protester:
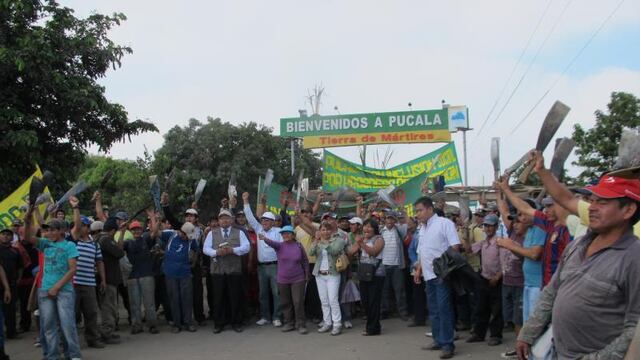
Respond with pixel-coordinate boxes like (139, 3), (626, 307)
(183, 208), (206, 326)
(68, 196), (108, 348)
(261, 225), (310, 334)
(242, 192), (283, 327)
(294, 207), (323, 324)
(406, 216), (426, 328)
(97, 217), (124, 344)
(517, 174), (640, 359)
(379, 211), (408, 321)
(342, 216), (363, 329)
(203, 209), (250, 333)
(309, 221), (346, 336)
(0, 227), (23, 340)
(23, 210), (82, 360)
(413, 196), (460, 359)
(0, 262), (12, 360)
(123, 210), (160, 335)
(348, 218), (385, 336)
(16, 225), (37, 334)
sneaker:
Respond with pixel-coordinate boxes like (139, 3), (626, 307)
(87, 341), (105, 349)
(488, 337), (502, 346)
(421, 342), (442, 351)
(273, 319), (282, 327)
(502, 349), (518, 359)
(426, 331), (433, 337)
(281, 324), (295, 332)
(149, 326), (159, 334)
(298, 327), (308, 335)
(440, 349), (455, 359)
(317, 324), (331, 333)
(331, 326), (342, 336)
(466, 335), (484, 343)
(186, 325), (197, 332)
(344, 321), (353, 329)
(232, 325), (244, 333)
(256, 318), (269, 326)
(131, 326), (143, 335)
(102, 337), (121, 345)
(171, 326), (181, 333)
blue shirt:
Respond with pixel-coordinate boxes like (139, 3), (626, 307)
(522, 226), (547, 288)
(37, 238), (79, 291)
(74, 240), (102, 286)
(124, 233), (155, 279)
(160, 231), (195, 279)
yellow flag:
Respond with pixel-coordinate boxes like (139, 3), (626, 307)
(0, 166), (50, 230)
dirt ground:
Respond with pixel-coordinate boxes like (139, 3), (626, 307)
(7, 316), (516, 360)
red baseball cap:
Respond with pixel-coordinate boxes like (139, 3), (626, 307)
(586, 175), (640, 202)
(129, 221), (143, 230)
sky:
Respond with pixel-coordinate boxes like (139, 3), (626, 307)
(64, 0), (640, 186)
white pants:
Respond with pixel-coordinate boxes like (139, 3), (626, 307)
(316, 274), (341, 327)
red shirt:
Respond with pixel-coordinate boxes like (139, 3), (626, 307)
(533, 210), (572, 287)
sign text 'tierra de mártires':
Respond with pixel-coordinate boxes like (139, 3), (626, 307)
(280, 109), (451, 149)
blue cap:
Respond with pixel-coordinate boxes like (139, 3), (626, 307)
(483, 214), (500, 226)
(80, 216), (92, 226)
(279, 225), (294, 234)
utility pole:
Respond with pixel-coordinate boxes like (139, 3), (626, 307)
(442, 100), (472, 186)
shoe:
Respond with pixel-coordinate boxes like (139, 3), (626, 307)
(456, 323), (471, 331)
(421, 342), (442, 351)
(198, 320), (207, 326)
(408, 322), (425, 327)
(488, 337), (502, 346)
(466, 335), (484, 343)
(331, 326), (342, 336)
(33, 341), (41, 348)
(232, 325), (244, 333)
(186, 325), (197, 332)
(256, 318), (269, 326)
(273, 319), (282, 327)
(213, 327), (223, 334)
(102, 337), (121, 345)
(149, 326), (159, 334)
(317, 320), (325, 327)
(281, 324), (295, 332)
(131, 327), (143, 335)
(298, 327), (308, 335)
(426, 331), (433, 337)
(440, 349), (455, 359)
(344, 321), (353, 329)
(317, 324), (331, 333)
(399, 313), (409, 321)
(171, 326), (181, 333)
(502, 349), (517, 358)
(87, 341), (105, 349)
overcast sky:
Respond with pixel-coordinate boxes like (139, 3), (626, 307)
(65, 0), (640, 186)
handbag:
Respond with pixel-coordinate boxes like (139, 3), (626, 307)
(357, 259), (380, 282)
(336, 253), (350, 272)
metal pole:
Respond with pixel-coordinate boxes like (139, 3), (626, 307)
(462, 129), (468, 186)
(291, 138), (295, 176)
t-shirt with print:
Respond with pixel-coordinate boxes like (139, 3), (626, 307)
(522, 226), (547, 288)
(160, 230), (195, 279)
(74, 240), (103, 286)
(36, 238), (79, 291)
(532, 210), (572, 287)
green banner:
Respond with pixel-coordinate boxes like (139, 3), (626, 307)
(323, 143), (462, 193)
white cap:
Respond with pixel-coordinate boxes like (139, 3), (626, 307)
(348, 217), (363, 225)
(261, 212), (276, 221)
(90, 221), (104, 232)
(180, 222), (196, 236)
(185, 208), (198, 216)
(218, 209), (233, 218)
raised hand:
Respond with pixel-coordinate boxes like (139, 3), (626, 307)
(531, 150), (545, 173)
(242, 192), (250, 203)
(161, 192), (169, 206)
(69, 196), (79, 209)
(92, 191), (101, 202)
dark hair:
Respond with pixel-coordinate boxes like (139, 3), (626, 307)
(209, 215), (218, 222)
(617, 198), (640, 226)
(362, 218), (381, 236)
(320, 221), (336, 232)
(414, 196), (434, 209)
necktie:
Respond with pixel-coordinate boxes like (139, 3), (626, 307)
(224, 229), (229, 240)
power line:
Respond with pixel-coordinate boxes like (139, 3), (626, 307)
(510, 0), (626, 135)
(486, 0), (573, 131)
(477, 0), (554, 136)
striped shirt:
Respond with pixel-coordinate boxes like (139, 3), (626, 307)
(74, 240), (103, 287)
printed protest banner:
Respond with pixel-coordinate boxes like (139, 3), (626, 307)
(0, 167), (50, 230)
(323, 143), (462, 192)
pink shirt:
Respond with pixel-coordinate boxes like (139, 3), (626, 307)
(472, 235), (502, 280)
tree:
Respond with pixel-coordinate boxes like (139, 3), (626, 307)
(151, 117), (323, 218)
(572, 92), (640, 183)
(0, 0), (157, 198)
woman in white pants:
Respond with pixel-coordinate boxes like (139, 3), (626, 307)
(309, 221), (346, 335)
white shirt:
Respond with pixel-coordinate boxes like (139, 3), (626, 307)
(243, 204), (281, 263)
(203, 226), (250, 258)
(417, 214), (460, 281)
(380, 226), (401, 266)
(319, 249), (330, 271)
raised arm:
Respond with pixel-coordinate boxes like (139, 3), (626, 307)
(495, 187), (513, 230)
(531, 150), (579, 215)
(0, 265), (11, 304)
(70, 196), (82, 241)
(146, 208), (160, 239)
(312, 192), (325, 217)
(23, 206), (39, 247)
(94, 191), (107, 222)
(355, 196), (364, 218)
(494, 176), (535, 219)
(161, 192), (183, 230)
(242, 192), (262, 232)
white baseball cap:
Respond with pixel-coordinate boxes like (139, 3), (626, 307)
(348, 217), (363, 225)
(180, 222), (196, 236)
(261, 212), (276, 221)
(185, 208), (198, 216)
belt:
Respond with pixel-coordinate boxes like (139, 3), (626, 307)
(259, 261), (278, 266)
(318, 270), (330, 275)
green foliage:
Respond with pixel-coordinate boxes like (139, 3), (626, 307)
(0, 0), (157, 198)
(572, 92), (640, 183)
(152, 118), (323, 218)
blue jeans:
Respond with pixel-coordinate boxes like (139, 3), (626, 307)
(523, 286), (541, 323)
(258, 264), (281, 321)
(426, 278), (455, 352)
(38, 289), (81, 360)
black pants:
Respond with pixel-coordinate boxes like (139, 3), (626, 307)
(2, 286), (17, 338)
(360, 276), (384, 335)
(117, 283), (131, 324)
(211, 273), (244, 329)
(205, 273), (215, 319)
(412, 280), (426, 325)
(18, 283), (32, 331)
(304, 263), (322, 320)
(472, 278), (503, 339)
(192, 268), (205, 322)
(155, 274), (172, 322)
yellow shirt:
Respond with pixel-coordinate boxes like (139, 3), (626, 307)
(295, 223), (320, 263)
(466, 224), (485, 271)
(577, 199), (640, 237)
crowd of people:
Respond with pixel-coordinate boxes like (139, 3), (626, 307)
(0, 150), (638, 360)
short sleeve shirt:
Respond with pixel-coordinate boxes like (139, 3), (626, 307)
(578, 199), (640, 237)
(532, 210), (572, 287)
(522, 226), (547, 288)
(417, 215), (461, 281)
(36, 238), (79, 291)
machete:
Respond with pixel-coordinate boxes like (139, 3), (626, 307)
(55, 180), (88, 209)
(149, 175), (161, 211)
(99, 170), (113, 190)
(263, 169), (274, 193)
(609, 129), (640, 179)
(549, 137), (575, 179)
(194, 179), (207, 204)
(491, 137), (501, 181)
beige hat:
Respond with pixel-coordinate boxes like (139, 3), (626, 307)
(180, 222), (196, 237)
(218, 209), (233, 218)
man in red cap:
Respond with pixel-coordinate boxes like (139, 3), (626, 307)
(517, 154), (640, 359)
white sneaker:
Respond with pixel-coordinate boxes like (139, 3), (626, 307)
(317, 324), (331, 333)
(331, 326), (342, 336)
(273, 319), (282, 327)
(344, 321), (353, 329)
(425, 331), (433, 337)
(256, 318), (269, 326)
